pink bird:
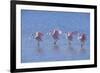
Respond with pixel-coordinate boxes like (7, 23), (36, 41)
(32, 32), (44, 53)
(50, 29), (62, 45)
(34, 32), (43, 42)
(65, 32), (75, 49)
(78, 33), (86, 50)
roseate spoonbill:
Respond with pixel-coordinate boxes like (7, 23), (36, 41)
(32, 32), (44, 53)
(78, 33), (86, 51)
(49, 29), (62, 51)
(65, 32), (74, 49)
(51, 29), (62, 45)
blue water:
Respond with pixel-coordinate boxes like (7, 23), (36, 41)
(21, 10), (90, 63)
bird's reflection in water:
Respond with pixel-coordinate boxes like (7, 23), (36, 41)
(53, 44), (60, 53)
(66, 45), (77, 56)
(78, 48), (86, 54)
(68, 48), (75, 55)
(36, 48), (43, 54)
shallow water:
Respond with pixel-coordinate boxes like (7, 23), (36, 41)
(21, 43), (90, 63)
(21, 10), (90, 63)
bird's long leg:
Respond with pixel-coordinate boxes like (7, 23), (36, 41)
(54, 40), (57, 46)
(80, 41), (85, 51)
(83, 41), (85, 49)
(37, 40), (42, 53)
(37, 40), (40, 49)
(53, 40), (59, 51)
(68, 40), (72, 49)
(81, 42), (83, 49)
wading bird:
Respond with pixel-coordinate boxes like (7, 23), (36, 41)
(32, 32), (44, 53)
(78, 33), (86, 51)
(49, 29), (62, 51)
(51, 29), (62, 45)
(65, 32), (74, 49)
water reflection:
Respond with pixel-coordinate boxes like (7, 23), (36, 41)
(53, 44), (60, 52)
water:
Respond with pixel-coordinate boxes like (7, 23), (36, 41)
(21, 10), (90, 63)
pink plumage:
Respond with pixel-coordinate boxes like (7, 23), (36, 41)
(66, 32), (74, 41)
(34, 32), (44, 41)
(51, 29), (62, 40)
(78, 33), (86, 42)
